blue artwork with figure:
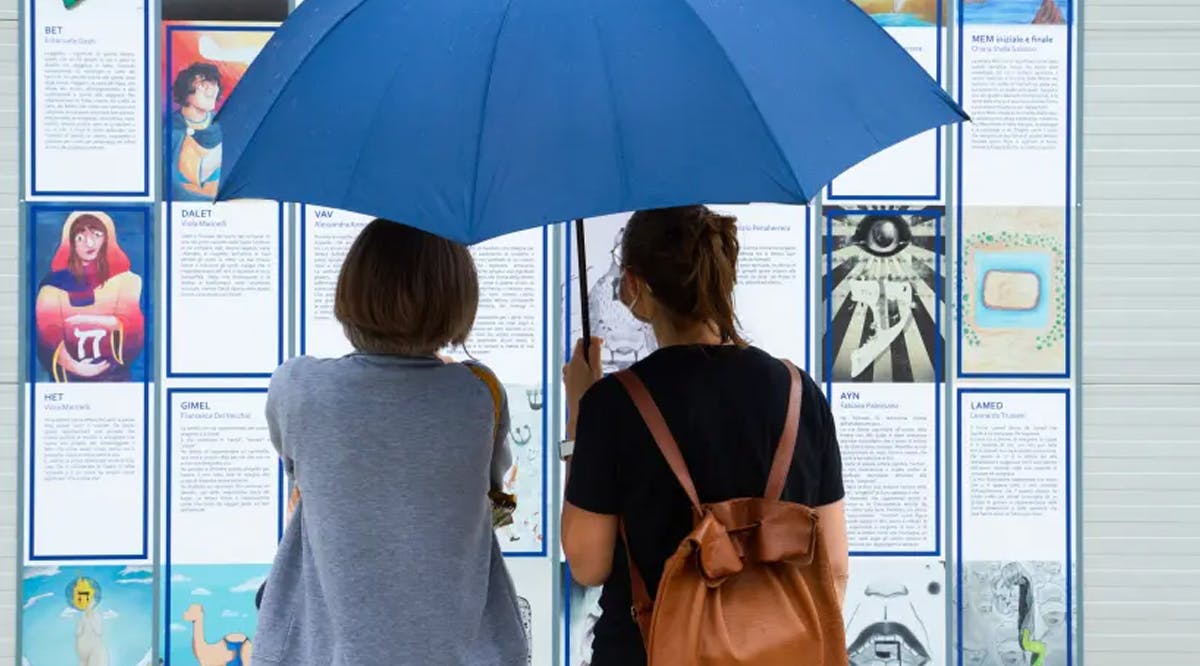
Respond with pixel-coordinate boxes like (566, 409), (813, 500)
(21, 565), (154, 666)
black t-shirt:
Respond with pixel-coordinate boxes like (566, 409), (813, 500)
(564, 344), (845, 665)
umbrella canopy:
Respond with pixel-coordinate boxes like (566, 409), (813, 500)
(214, 0), (967, 245)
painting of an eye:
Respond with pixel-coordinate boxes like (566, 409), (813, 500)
(852, 215), (912, 257)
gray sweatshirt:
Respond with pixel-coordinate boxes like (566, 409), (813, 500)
(252, 353), (529, 666)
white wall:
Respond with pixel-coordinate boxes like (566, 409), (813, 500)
(1, 0), (19, 658)
(1081, 0), (1200, 662)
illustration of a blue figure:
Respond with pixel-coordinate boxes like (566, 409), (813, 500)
(67, 576), (110, 666)
(183, 604), (253, 665)
(169, 62), (224, 201)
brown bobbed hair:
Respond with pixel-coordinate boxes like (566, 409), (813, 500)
(334, 218), (479, 356)
(621, 205), (746, 346)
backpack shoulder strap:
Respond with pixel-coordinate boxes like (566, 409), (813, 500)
(613, 368), (698, 640)
(764, 359), (803, 501)
(613, 369), (702, 513)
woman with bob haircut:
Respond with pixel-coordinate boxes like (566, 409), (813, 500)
(560, 205), (849, 665)
(252, 219), (528, 666)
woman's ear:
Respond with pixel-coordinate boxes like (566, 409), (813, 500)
(620, 272), (655, 323)
(618, 270), (638, 305)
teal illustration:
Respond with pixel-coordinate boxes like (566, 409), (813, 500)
(166, 564), (269, 665)
(960, 228), (1066, 355)
(850, 0), (945, 27)
(21, 565), (154, 666)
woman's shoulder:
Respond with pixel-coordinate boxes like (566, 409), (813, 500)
(458, 359), (507, 410)
(695, 346), (829, 416)
(272, 353), (322, 377)
(268, 354), (342, 392)
(459, 358), (501, 386)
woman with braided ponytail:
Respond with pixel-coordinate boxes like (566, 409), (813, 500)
(560, 205), (849, 665)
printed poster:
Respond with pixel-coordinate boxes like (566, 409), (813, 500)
(26, 0), (150, 197)
(298, 206), (372, 358)
(26, 206), (152, 561)
(163, 389), (283, 664)
(166, 389), (282, 567)
(827, 0), (946, 200)
(165, 564), (270, 666)
(507, 559), (556, 666)
(564, 569), (603, 666)
(823, 207), (944, 384)
(162, 24), (285, 377)
(435, 224), (550, 556)
(959, 0), (1071, 207)
(22, 565), (155, 666)
(832, 384), (940, 555)
(958, 389), (1073, 666)
(957, 0), (1073, 378)
(844, 558), (947, 666)
(958, 206), (1067, 376)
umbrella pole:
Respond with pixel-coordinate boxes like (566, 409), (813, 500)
(575, 218), (592, 366)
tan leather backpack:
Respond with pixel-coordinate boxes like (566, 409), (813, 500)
(613, 359), (848, 666)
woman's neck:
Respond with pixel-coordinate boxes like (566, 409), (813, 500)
(651, 319), (724, 348)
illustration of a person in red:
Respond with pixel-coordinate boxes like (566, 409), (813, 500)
(35, 212), (145, 382)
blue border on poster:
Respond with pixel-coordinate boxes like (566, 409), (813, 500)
(562, 561), (579, 666)
(822, 208), (943, 558)
(28, 0), (152, 198)
(297, 210), (551, 558)
(564, 208), (813, 372)
(955, 1), (1073, 380)
(26, 203), (153, 561)
(955, 387), (1072, 666)
(826, 1), (946, 203)
(164, 387), (285, 660)
(163, 23), (283, 379)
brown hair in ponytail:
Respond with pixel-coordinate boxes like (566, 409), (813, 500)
(620, 205), (746, 346)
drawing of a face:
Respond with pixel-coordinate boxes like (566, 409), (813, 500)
(1038, 584), (1066, 630)
(73, 224), (105, 263)
(189, 75), (220, 112)
(845, 581), (933, 666)
(67, 576), (100, 611)
(995, 637), (1025, 666)
(960, 619), (989, 666)
(962, 646), (988, 666)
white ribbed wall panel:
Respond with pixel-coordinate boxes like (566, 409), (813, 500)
(2, 0), (20, 658)
(1081, 0), (1200, 662)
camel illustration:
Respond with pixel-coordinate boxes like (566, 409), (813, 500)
(183, 604), (253, 666)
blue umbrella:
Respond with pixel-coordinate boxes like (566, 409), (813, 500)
(214, 0), (966, 245)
